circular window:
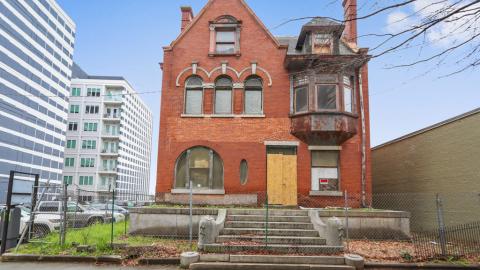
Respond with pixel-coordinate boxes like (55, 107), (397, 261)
(240, 159), (248, 185)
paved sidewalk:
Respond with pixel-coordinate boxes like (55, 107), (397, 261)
(0, 262), (178, 270)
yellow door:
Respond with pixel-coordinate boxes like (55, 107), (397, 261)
(267, 148), (297, 206)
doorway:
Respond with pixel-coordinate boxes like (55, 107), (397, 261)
(266, 147), (298, 205)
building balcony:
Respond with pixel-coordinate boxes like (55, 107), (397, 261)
(98, 167), (118, 174)
(290, 111), (357, 145)
(103, 95), (123, 104)
(102, 132), (120, 139)
(102, 113), (121, 122)
(100, 149), (119, 156)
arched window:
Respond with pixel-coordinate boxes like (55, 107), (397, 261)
(244, 76), (263, 114)
(214, 76), (233, 114)
(185, 76), (203, 115)
(240, 159), (248, 185)
(174, 146), (224, 190)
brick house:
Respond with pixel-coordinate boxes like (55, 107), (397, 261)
(156, 0), (371, 207)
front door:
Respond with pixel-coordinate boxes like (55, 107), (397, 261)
(266, 147), (297, 206)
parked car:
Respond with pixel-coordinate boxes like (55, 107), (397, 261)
(87, 203), (129, 217)
(0, 206), (60, 239)
(20, 207), (61, 238)
(36, 201), (118, 227)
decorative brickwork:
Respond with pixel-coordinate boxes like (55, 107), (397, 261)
(156, 0), (371, 207)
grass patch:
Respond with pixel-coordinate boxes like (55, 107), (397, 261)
(13, 222), (196, 257)
(14, 222), (127, 256)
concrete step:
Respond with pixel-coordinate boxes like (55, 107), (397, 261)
(190, 262), (354, 270)
(220, 228), (319, 237)
(217, 235), (326, 245)
(227, 209), (308, 216)
(227, 214), (311, 223)
(224, 221), (314, 230)
(203, 243), (344, 254)
(229, 255), (345, 265)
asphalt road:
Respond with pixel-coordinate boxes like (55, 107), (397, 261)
(0, 262), (179, 270)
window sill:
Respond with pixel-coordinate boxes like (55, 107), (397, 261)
(209, 53), (241, 57)
(181, 114), (205, 118)
(309, 190), (343, 197)
(240, 114), (265, 118)
(290, 111), (358, 118)
(171, 189), (225, 195)
(210, 114), (235, 118)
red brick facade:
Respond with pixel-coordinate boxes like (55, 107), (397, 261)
(156, 0), (371, 207)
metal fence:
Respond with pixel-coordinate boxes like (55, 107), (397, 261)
(9, 187), (480, 260)
(11, 183), (153, 253)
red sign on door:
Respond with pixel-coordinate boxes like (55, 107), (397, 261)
(319, 179), (329, 185)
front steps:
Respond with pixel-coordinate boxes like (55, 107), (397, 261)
(202, 208), (344, 254)
(190, 255), (356, 270)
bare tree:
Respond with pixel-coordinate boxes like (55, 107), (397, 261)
(272, 0), (480, 77)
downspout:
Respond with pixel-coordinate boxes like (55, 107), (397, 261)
(358, 68), (366, 208)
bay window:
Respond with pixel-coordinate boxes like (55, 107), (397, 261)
(343, 76), (353, 113)
(291, 73), (355, 114)
(293, 74), (309, 113)
(316, 85), (337, 110)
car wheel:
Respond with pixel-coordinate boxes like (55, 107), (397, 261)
(31, 224), (50, 238)
(87, 217), (103, 226)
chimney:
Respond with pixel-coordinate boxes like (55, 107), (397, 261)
(180, 6), (194, 32)
(342, 0), (357, 44)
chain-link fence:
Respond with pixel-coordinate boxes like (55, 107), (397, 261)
(8, 187), (480, 261)
(10, 183), (154, 253)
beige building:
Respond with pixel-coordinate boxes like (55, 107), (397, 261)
(372, 108), (480, 231)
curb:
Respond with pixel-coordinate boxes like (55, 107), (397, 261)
(0, 253), (122, 264)
(365, 262), (480, 269)
(137, 257), (180, 265)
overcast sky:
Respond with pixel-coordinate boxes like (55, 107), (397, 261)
(57, 0), (480, 194)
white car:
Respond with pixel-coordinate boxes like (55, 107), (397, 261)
(20, 207), (61, 238)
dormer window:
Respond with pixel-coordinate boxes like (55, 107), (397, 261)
(313, 33), (333, 54)
(210, 15), (241, 56)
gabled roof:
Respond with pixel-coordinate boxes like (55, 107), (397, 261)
(165, 0), (283, 50)
(372, 107), (480, 150)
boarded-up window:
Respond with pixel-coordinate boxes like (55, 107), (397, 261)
(316, 85), (337, 110)
(311, 150), (339, 191)
(185, 76), (203, 115)
(313, 33), (332, 54)
(215, 77), (233, 114)
(244, 76), (263, 114)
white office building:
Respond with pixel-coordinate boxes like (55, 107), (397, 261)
(0, 0), (76, 203)
(64, 66), (153, 203)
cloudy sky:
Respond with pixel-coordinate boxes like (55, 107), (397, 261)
(57, 0), (480, 194)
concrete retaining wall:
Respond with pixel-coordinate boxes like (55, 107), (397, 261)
(129, 208), (220, 236)
(316, 210), (411, 239)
